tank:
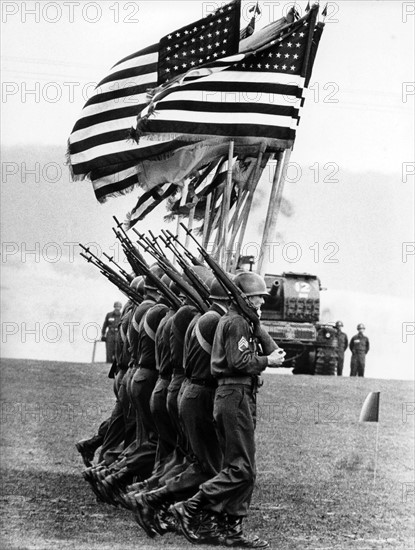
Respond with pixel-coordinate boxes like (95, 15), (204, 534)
(260, 272), (338, 375)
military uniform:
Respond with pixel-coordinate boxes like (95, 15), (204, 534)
(199, 305), (269, 517)
(102, 308), (122, 363)
(336, 330), (348, 376)
(349, 333), (369, 377)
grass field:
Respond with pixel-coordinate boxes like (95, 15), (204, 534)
(0, 358), (414, 550)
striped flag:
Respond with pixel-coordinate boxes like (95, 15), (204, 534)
(67, 0), (241, 202)
(134, 6), (322, 151)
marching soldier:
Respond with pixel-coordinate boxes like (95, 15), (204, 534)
(130, 277), (230, 538)
(335, 321), (348, 376)
(171, 271), (285, 549)
(350, 323), (370, 377)
(101, 301), (122, 363)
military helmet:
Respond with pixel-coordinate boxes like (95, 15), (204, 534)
(209, 279), (229, 301)
(113, 301), (122, 309)
(161, 274), (171, 287)
(335, 321), (344, 328)
(234, 272), (269, 297)
(145, 264), (164, 291)
(130, 275), (144, 294)
(357, 323), (366, 330)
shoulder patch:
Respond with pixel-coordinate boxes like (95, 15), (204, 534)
(238, 336), (249, 352)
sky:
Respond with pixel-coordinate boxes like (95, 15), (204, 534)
(1, 1), (414, 379)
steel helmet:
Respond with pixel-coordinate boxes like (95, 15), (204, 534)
(335, 321), (344, 328)
(113, 301), (122, 309)
(209, 279), (230, 301)
(357, 323), (365, 330)
(144, 264), (164, 291)
(130, 275), (144, 293)
(234, 272), (269, 297)
(161, 274), (171, 287)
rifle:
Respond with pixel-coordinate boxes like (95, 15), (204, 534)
(79, 247), (142, 305)
(112, 222), (182, 310)
(103, 252), (133, 282)
(161, 229), (211, 304)
(179, 223), (260, 327)
(134, 231), (208, 313)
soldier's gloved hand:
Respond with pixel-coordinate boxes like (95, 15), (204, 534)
(267, 347), (286, 367)
(101, 335), (106, 342)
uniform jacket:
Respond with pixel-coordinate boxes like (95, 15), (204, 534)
(169, 304), (199, 374)
(102, 309), (121, 335)
(211, 305), (269, 378)
(349, 333), (370, 355)
(185, 303), (226, 382)
(137, 303), (169, 369)
(337, 331), (348, 355)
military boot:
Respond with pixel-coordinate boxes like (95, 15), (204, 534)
(194, 511), (227, 545)
(132, 487), (175, 536)
(224, 516), (269, 548)
(170, 491), (209, 543)
(75, 436), (101, 467)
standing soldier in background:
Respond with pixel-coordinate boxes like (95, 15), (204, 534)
(335, 321), (348, 376)
(101, 301), (122, 363)
(349, 323), (370, 377)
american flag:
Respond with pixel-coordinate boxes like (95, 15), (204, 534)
(67, 0), (241, 203)
(134, 6), (321, 151)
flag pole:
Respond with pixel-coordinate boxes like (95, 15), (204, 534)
(257, 148), (292, 274)
(202, 193), (213, 248)
(218, 140), (234, 267)
(227, 143), (266, 271)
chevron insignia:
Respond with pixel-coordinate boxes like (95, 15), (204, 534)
(238, 336), (249, 352)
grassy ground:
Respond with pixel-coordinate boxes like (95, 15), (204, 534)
(0, 358), (413, 550)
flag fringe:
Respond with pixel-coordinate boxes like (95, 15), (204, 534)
(95, 183), (138, 204)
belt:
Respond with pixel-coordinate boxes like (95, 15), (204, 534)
(159, 374), (172, 381)
(190, 377), (217, 388)
(217, 376), (253, 386)
(138, 365), (157, 371)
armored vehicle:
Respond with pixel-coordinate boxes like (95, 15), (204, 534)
(260, 271), (338, 375)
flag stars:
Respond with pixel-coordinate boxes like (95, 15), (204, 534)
(282, 64), (287, 70)
(257, 63), (262, 68)
(191, 49), (196, 54)
(296, 43), (301, 47)
(290, 65), (296, 70)
(175, 32), (180, 37)
(293, 54), (298, 59)
(287, 42), (292, 47)
(265, 63), (270, 68)
(299, 32), (305, 37)
(276, 52), (281, 58)
(284, 53), (290, 58)
(274, 64), (279, 69)
(182, 63), (187, 68)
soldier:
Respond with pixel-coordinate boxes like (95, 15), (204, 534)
(171, 271), (285, 549)
(101, 301), (122, 363)
(130, 277), (230, 538)
(350, 323), (370, 377)
(335, 321), (348, 376)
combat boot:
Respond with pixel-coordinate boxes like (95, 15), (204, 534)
(170, 490), (209, 543)
(194, 511), (227, 545)
(132, 487), (175, 536)
(75, 436), (101, 467)
(224, 516), (269, 548)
